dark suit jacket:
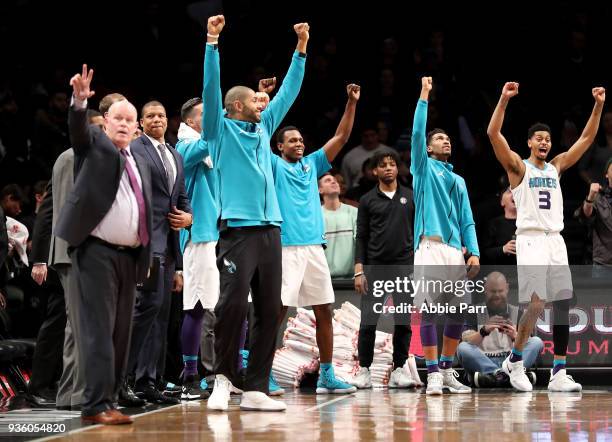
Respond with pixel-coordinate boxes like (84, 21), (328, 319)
(0, 206), (8, 291)
(55, 106), (153, 282)
(130, 134), (191, 268)
(30, 181), (53, 265)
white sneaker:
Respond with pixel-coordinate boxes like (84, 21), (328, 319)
(208, 375), (231, 411)
(502, 357), (533, 392)
(388, 367), (417, 388)
(440, 368), (471, 394)
(426, 371), (443, 395)
(350, 367), (372, 389)
(240, 391), (286, 411)
(548, 369), (582, 392)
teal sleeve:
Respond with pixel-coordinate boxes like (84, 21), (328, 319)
(460, 185), (480, 257)
(261, 51), (306, 135)
(177, 139), (210, 170)
(309, 148), (332, 178)
(203, 44), (224, 162)
(411, 99), (428, 176)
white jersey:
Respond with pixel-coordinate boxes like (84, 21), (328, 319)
(511, 160), (564, 235)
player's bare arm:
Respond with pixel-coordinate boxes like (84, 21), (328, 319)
(487, 82), (525, 188)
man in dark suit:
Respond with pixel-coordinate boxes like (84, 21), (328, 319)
(55, 65), (152, 425)
(30, 95), (129, 411)
(127, 100), (192, 404)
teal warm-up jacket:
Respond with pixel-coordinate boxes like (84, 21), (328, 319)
(203, 43), (306, 226)
(410, 99), (479, 256)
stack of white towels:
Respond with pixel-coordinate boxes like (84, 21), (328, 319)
(272, 302), (423, 388)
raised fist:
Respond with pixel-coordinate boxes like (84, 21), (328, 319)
(258, 77), (277, 94)
(502, 82), (519, 98)
(207, 15), (225, 35)
(294, 23), (310, 41)
(421, 76), (433, 91)
(347, 84), (361, 101)
(590, 182), (601, 195)
(592, 87), (606, 104)
(69, 64), (95, 101)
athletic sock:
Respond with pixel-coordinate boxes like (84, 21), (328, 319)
(552, 358), (566, 375)
(438, 355), (454, 370)
(182, 355), (198, 378)
(509, 348), (523, 363)
(426, 359), (440, 374)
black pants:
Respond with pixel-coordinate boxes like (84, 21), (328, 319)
(29, 270), (66, 395)
(127, 254), (175, 388)
(71, 239), (138, 416)
(214, 226), (281, 393)
(357, 264), (412, 369)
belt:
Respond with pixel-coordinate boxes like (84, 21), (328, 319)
(88, 236), (141, 254)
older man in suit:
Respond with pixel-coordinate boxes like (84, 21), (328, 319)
(55, 65), (152, 425)
(31, 95), (128, 411)
(127, 100), (192, 404)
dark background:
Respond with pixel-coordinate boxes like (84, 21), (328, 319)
(0, 0), (610, 263)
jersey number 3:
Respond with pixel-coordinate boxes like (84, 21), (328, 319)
(538, 190), (551, 210)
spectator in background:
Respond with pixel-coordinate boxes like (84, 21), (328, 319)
(458, 272), (542, 388)
(579, 111), (612, 185)
(345, 158), (378, 202)
(19, 180), (47, 243)
(341, 125), (394, 189)
(575, 157), (612, 277)
(0, 205), (7, 312)
(87, 110), (104, 129)
(0, 184), (25, 218)
(32, 90), (69, 174)
(482, 187), (517, 265)
(319, 172), (358, 279)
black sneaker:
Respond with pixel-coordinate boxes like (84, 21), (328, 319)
(181, 375), (210, 401)
(157, 379), (182, 398)
(474, 370), (511, 388)
(137, 384), (180, 405)
(526, 371), (537, 386)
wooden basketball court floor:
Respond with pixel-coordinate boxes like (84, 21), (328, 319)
(4, 387), (606, 441)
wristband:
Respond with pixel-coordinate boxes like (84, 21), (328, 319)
(207, 33), (219, 38)
(585, 198), (594, 204)
(175, 270), (183, 276)
(353, 272), (364, 278)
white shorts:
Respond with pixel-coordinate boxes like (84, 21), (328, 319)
(516, 233), (573, 303)
(413, 238), (468, 307)
(183, 241), (220, 310)
(281, 245), (335, 308)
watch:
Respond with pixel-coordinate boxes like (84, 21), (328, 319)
(479, 326), (490, 337)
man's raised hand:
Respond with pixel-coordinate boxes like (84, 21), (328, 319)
(294, 23), (310, 41)
(421, 76), (433, 92)
(593, 87), (606, 105)
(502, 82), (519, 99)
(207, 15), (225, 36)
(69, 64), (95, 101)
(347, 84), (361, 102)
(258, 77), (277, 94)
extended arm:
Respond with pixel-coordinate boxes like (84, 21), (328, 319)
(261, 23), (309, 133)
(410, 77), (432, 175)
(486, 82), (524, 180)
(551, 87), (606, 174)
(202, 15), (226, 147)
(323, 84), (360, 162)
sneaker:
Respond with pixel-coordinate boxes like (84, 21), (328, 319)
(350, 367), (372, 389)
(502, 356), (533, 392)
(548, 369), (582, 392)
(388, 367), (417, 389)
(138, 385), (180, 405)
(240, 391), (286, 411)
(440, 368), (471, 394)
(162, 382), (182, 398)
(526, 371), (537, 386)
(268, 374), (285, 396)
(473, 370), (511, 388)
(208, 375), (231, 411)
(181, 375), (210, 401)
(426, 371), (443, 395)
(316, 366), (357, 394)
